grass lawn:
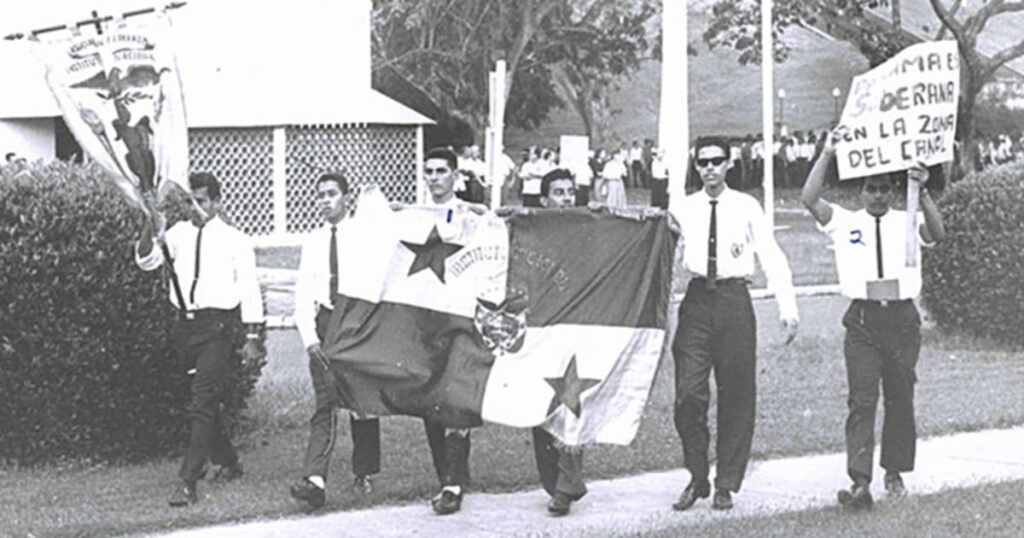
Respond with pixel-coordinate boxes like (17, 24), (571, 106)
(649, 479), (1024, 538)
(2, 295), (1022, 537)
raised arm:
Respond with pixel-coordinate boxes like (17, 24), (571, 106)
(908, 164), (946, 244)
(135, 211), (168, 271)
(801, 128), (845, 226)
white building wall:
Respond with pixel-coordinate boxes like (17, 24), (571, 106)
(0, 118), (55, 162)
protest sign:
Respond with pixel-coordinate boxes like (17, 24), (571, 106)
(836, 41), (960, 180)
(560, 135), (590, 182)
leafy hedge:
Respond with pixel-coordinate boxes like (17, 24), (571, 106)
(0, 161), (264, 465)
(922, 163), (1024, 345)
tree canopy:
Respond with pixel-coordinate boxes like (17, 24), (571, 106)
(703, 0), (1024, 177)
(371, 0), (657, 146)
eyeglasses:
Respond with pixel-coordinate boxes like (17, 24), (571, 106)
(695, 157), (727, 168)
(864, 184), (892, 194)
(425, 167), (450, 175)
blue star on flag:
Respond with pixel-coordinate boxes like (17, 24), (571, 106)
(400, 225), (464, 283)
(545, 355), (600, 418)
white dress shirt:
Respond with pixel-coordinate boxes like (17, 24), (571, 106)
(820, 204), (933, 300)
(672, 188), (798, 321)
(519, 160), (546, 195)
(136, 216), (264, 324)
(652, 157), (668, 180)
(294, 221), (350, 348)
(751, 141), (764, 160)
(629, 147), (643, 163)
(601, 158), (627, 180)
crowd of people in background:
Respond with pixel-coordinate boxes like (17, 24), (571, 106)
(974, 132), (1024, 171)
(443, 129), (847, 214)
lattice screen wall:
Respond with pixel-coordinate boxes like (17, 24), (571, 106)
(188, 124), (418, 240)
(285, 125), (417, 234)
(188, 128), (274, 236)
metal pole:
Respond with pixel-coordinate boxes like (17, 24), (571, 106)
(762, 0), (775, 229)
(4, 2), (187, 40)
(488, 61), (506, 210)
(658, 0), (688, 217)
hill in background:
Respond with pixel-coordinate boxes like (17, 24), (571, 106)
(505, 7), (869, 155)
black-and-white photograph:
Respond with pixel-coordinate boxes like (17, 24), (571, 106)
(1, 1), (1023, 536)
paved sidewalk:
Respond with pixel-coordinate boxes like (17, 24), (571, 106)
(153, 427), (1024, 538)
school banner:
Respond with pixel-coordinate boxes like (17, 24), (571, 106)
(322, 205), (675, 446)
(836, 41), (960, 180)
(31, 12), (189, 211)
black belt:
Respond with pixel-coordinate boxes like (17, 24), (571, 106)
(691, 277), (749, 287)
(177, 307), (239, 321)
(852, 298), (913, 309)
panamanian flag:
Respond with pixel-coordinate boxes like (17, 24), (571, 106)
(322, 194), (674, 446)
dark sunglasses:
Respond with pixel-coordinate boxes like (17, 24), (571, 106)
(696, 157), (727, 168)
(864, 184), (892, 194)
(425, 167), (450, 175)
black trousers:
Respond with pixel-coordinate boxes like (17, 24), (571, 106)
(672, 279), (756, 492)
(532, 428), (586, 500)
(424, 421), (471, 488)
(176, 309), (242, 484)
(650, 178), (668, 209)
(302, 306), (381, 480)
(842, 300), (920, 483)
(575, 185), (591, 207)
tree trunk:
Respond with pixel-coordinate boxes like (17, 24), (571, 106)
(954, 63), (980, 180)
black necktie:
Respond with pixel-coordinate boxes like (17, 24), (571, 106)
(707, 199), (718, 290)
(875, 216), (884, 279)
(189, 224), (204, 307)
(329, 225), (338, 301)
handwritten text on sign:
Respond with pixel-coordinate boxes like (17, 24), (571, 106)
(837, 41), (960, 180)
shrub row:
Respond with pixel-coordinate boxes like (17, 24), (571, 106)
(0, 162), (263, 465)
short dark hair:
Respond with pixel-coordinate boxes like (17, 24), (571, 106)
(694, 136), (729, 157)
(424, 146), (458, 170)
(541, 168), (574, 197)
(315, 172), (349, 194)
(188, 172), (222, 200)
(4, 152), (15, 162)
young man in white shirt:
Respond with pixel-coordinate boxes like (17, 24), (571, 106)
(533, 169), (588, 516)
(671, 137), (799, 512)
(801, 128), (945, 510)
(518, 147), (549, 208)
(289, 173), (380, 510)
(421, 146), (477, 515)
(136, 172), (266, 507)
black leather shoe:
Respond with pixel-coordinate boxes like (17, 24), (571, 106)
(353, 475), (374, 495)
(837, 483), (873, 510)
(672, 481), (710, 511)
(431, 489), (463, 515)
(168, 481), (197, 507)
(884, 472), (906, 497)
(547, 492), (572, 516)
(711, 489), (734, 510)
(290, 478), (326, 510)
(213, 463), (244, 483)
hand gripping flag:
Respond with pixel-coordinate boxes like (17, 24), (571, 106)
(30, 12), (189, 211)
(322, 205), (675, 446)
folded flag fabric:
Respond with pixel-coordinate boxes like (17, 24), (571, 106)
(321, 204), (675, 446)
